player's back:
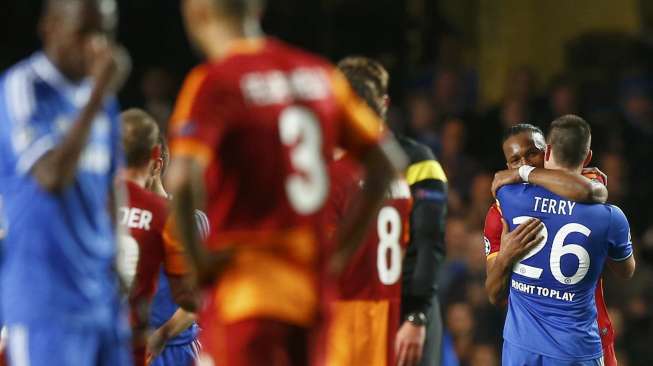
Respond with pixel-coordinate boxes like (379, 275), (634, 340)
(324, 156), (411, 366)
(119, 181), (171, 304)
(170, 38), (376, 247)
(170, 38), (384, 329)
(497, 183), (632, 361)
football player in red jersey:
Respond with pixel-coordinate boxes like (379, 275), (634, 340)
(321, 60), (412, 366)
(165, 1), (405, 365)
(116, 109), (197, 366)
(484, 123), (617, 366)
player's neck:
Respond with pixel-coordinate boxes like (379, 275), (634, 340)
(200, 19), (263, 60)
(544, 160), (582, 174)
(122, 168), (150, 189)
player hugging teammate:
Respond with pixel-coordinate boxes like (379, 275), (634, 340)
(486, 115), (635, 366)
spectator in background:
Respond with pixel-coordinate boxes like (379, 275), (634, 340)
(406, 91), (441, 154)
(619, 76), (653, 235)
(439, 118), (479, 205)
(445, 302), (475, 365)
(469, 344), (499, 366)
(599, 152), (628, 206)
(546, 74), (580, 121)
(140, 67), (176, 132)
(433, 67), (464, 118)
(464, 172), (493, 231)
(473, 67), (538, 168)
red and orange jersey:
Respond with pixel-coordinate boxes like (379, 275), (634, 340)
(322, 155), (412, 366)
(168, 38), (386, 328)
(118, 181), (187, 318)
(483, 203), (503, 261)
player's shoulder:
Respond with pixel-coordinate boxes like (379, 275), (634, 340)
(396, 135), (435, 164)
(397, 135), (447, 185)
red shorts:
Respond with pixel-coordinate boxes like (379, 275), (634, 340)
(199, 318), (309, 366)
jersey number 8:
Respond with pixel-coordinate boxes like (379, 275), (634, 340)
(377, 206), (402, 285)
(512, 216), (591, 285)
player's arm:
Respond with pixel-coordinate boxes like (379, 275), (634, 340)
(486, 218), (544, 305)
(491, 167), (608, 204)
(401, 149), (447, 318)
(607, 256), (635, 279)
(146, 308), (197, 363)
(605, 206), (636, 279)
(31, 43), (119, 192)
(166, 67), (233, 286)
(331, 141), (406, 273)
(328, 69), (407, 273)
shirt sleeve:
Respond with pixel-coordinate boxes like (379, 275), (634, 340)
(606, 205), (633, 261)
(484, 204), (503, 260)
(168, 66), (225, 167)
(1, 72), (56, 176)
(329, 68), (385, 156)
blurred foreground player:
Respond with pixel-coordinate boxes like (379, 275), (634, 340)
(0, 0), (132, 365)
(484, 124), (617, 365)
(117, 109), (197, 365)
(321, 58), (412, 366)
(495, 115), (635, 365)
(166, 1), (405, 365)
(337, 57), (448, 366)
(146, 136), (202, 366)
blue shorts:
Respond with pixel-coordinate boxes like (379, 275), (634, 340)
(502, 341), (604, 366)
(5, 323), (131, 366)
(150, 339), (200, 366)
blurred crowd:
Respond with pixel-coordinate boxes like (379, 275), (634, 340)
(131, 31), (653, 366)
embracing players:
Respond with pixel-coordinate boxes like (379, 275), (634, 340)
(165, 0), (405, 365)
(485, 123), (619, 364)
(494, 115), (635, 365)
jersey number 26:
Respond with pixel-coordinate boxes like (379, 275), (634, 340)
(512, 216), (591, 285)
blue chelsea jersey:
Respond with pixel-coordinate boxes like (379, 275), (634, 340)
(497, 183), (632, 361)
(0, 52), (123, 327)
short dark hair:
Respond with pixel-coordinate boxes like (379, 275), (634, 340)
(121, 109), (160, 168)
(337, 56), (389, 117)
(502, 123), (544, 143)
(547, 114), (591, 169)
(212, 0), (265, 19)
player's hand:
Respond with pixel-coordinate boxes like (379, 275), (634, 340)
(582, 167), (608, 187)
(497, 218), (544, 265)
(86, 36), (131, 95)
(395, 321), (425, 366)
(491, 169), (521, 198)
(145, 328), (168, 365)
(195, 247), (235, 287)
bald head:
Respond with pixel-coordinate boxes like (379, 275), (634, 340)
(121, 109), (160, 168)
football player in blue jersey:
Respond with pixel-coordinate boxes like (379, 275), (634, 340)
(495, 115), (635, 366)
(145, 136), (201, 366)
(0, 0), (131, 365)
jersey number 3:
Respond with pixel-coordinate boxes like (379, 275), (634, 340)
(279, 106), (328, 215)
(512, 216), (591, 285)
